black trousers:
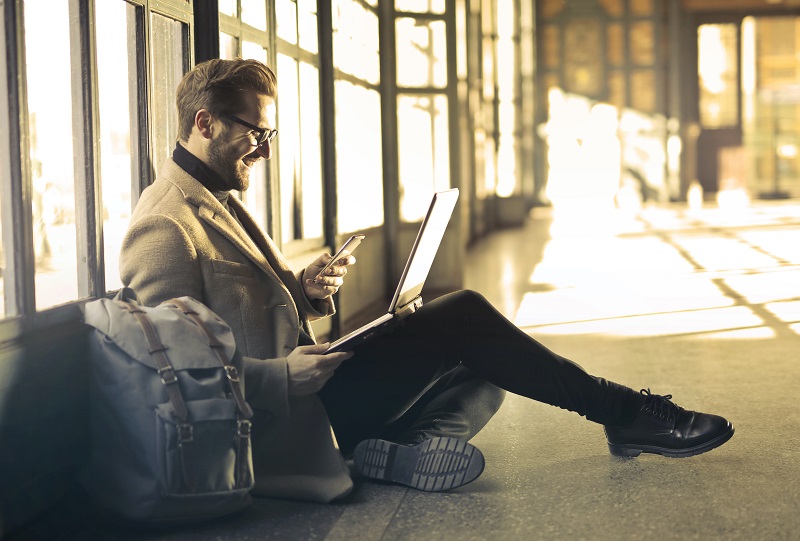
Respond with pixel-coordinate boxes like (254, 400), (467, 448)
(319, 290), (643, 456)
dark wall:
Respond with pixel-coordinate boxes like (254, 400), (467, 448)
(0, 320), (90, 538)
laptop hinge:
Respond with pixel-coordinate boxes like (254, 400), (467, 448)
(396, 296), (423, 320)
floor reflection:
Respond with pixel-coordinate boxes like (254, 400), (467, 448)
(516, 200), (800, 340)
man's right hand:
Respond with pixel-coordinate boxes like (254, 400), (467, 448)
(286, 343), (353, 396)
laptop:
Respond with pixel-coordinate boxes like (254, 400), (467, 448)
(325, 188), (459, 353)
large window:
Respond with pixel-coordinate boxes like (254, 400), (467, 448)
(95, 0), (141, 291)
(1, 0), (190, 321)
(24, 0), (79, 309)
(333, 0), (383, 233)
(276, 0), (325, 246)
(698, 24), (739, 129)
(219, 1), (272, 233)
(395, 1), (451, 222)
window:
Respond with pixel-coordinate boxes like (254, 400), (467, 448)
(397, 95), (450, 220)
(333, 0), (383, 233)
(394, 4), (451, 221)
(698, 24), (739, 129)
(151, 13), (189, 174)
(0, 0), (191, 321)
(276, 0), (325, 246)
(95, 0), (141, 291)
(24, 0), (79, 309)
(219, 1), (273, 234)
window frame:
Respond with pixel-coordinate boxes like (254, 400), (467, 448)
(0, 0), (192, 339)
(218, 1), (279, 241)
(275, 0), (327, 256)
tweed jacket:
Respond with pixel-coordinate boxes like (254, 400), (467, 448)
(120, 158), (353, 502)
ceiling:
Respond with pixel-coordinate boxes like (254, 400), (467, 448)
(683, 0), (800, 12)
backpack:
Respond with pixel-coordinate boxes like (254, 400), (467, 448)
(81, 288), (254, 524)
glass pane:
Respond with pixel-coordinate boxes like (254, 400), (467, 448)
(24, 0), (79, 308)
(698, 24), (738, 129)
(335, 80), (383, 233)
(396, 18), (447, 88)
(242, 40), (265, 62)
(151, 13), (187, 174)
(220, 32), (238, 59)
(241, 0), (267, 31)
(396, 0), (445, 14)
(298, 0), (318, 54)
(397, 94), (450, 221)
(277, 0), (298, 44)
(239, 43), (269, 232)
(95, 0), (138, 291)
(277, 54), (300, 244)
(332, 0), (380, 85)
(219, 0), (237, 17)
(299, 63), (323, 239)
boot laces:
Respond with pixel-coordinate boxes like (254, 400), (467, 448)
(640, 388), (681, 421)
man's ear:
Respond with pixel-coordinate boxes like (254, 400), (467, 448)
(194, 109), (214, 139)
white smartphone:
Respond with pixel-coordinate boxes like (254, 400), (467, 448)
(313, 234), (364, 283)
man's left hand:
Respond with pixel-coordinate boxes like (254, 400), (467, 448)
(303, 251), (357, 300)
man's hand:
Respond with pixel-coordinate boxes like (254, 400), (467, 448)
(303, 251), (357, 300)
(286, 343), (353, 396)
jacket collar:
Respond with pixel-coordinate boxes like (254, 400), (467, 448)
(157, 158), (316, 333)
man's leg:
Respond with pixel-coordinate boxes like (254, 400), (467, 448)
(320, 290), (733, 489)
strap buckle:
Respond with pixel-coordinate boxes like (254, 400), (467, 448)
(237, 420), (252, 438)
(224, 365), (240, 383)
(158, 366), (178, 385)
(177, 423), (194, 444)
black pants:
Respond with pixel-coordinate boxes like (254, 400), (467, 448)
(319, 290), (643, 456)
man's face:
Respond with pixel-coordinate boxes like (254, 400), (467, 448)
(207, 92), (276, 192)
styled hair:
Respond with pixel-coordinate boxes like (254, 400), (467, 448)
(175, 58), (277, 142)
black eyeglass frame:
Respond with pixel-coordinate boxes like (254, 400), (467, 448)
(221, 113), (278, 146)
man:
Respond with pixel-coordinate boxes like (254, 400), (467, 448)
(121, 59), (734, 500)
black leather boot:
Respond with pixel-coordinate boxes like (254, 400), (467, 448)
(604, 389), (734, 458)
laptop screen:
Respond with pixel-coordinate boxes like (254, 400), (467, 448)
(389, 189), (459, 312)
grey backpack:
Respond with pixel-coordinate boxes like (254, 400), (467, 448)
(81, 288), (254, 523)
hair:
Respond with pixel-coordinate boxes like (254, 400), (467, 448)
(175, 58), (277, 142)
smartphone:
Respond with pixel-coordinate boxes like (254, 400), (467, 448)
(313, 234), (364, 283)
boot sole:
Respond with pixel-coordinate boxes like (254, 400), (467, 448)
(608, 423), (735, 458)
(353, 436), (485, 492)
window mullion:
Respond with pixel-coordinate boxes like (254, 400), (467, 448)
(69, 0), (104, 299)
(4, 0), (36, 318)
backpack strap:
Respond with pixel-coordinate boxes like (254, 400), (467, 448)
(168, 299), (254, 420)
(119, 301), (190, 422)
(169, 298), (254, 489)
(118, 300), (196, 489)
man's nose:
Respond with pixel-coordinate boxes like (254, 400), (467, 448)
(256, 141), (272, 160)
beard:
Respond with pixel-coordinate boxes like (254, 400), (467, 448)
(207, 136), (259, 192)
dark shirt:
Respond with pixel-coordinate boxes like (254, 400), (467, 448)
(172, 141), (241, 223)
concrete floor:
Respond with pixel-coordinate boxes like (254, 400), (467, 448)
(63, 200), (800, 540)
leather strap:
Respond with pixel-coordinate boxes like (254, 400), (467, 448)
(169, 298), (254, 489)
(120, 301), (189, 422)
(168, 299), (254, 420)
(119, 300), (196, 490)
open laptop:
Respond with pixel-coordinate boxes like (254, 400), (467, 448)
(325, 188), (459, 353)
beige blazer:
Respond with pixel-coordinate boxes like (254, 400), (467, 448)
(120, 158), (353, 502)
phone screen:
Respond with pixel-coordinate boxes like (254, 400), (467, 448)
(314, 234), (364, 282)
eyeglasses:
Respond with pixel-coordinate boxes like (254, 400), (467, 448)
(221, 113), (278, 146)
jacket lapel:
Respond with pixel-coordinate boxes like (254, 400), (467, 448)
(228, 198), (312, 325)
(161, 159), (310, 323)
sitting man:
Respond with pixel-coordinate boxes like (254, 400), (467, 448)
(120, 58), (734, 500)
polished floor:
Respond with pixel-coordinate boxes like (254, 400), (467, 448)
(64, 199), (800, 540)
